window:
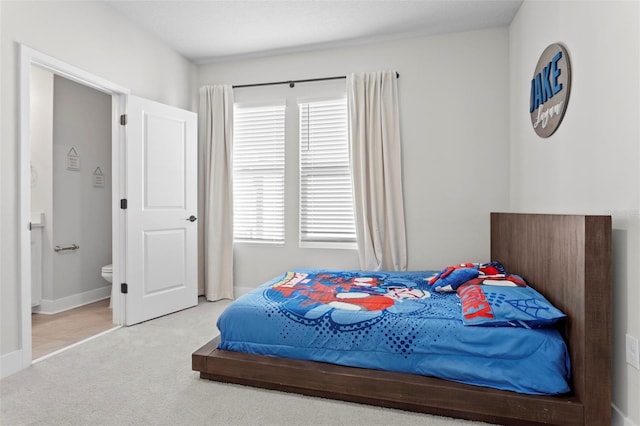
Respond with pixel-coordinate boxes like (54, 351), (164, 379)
(232, 103), (285, 243)
(299, 98), (356, 244)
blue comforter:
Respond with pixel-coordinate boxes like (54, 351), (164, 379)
(217, 269), (571, 395)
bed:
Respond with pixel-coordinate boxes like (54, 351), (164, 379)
(193, 213), (612, 426)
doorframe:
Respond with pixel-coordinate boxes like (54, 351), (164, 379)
(19, 45), (130, 369)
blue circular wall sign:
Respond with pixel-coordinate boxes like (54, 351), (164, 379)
(529, 43), (572, 138)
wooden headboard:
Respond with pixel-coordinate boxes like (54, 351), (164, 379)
(491, 213), (612, 426)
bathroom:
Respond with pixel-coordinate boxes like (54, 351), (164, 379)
(30, 65), (114, 359)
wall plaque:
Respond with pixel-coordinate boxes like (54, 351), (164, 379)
(93, 166), (105, 188)
(66, 147), (80, 171)
(529, 43), (571, 138)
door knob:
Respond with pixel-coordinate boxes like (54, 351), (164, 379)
(187, 215), (197, 222)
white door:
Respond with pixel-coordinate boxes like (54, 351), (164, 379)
(124, 95), (198, 325)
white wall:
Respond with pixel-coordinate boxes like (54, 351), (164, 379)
(30, 72), (112, 312)
(49, 75), (112, 306)
(198, 27), (511, 290)
(0, 0), (196, 370)
(509, 1), (640, 424)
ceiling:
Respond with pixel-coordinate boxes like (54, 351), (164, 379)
(104, 0), (523, 64)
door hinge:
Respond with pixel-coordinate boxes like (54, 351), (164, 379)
(120, 114), (128, 126)
(120, 199), (127, 209)
(29, 222), (32, 231)
(121, 283), (128, 294)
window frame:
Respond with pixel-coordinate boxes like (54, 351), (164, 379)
(232, 100), (286, 245)
(298, 96), (356, 249)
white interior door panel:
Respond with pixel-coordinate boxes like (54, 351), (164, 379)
(124, 95), (197, 325)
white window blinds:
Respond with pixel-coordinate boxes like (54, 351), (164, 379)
(299, 98), (356, 243)
(233, 103), (285, 243)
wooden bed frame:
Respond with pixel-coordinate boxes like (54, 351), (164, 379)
(193, 213), (612, 426)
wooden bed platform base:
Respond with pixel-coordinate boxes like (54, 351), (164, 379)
(193, 213), (612, 426)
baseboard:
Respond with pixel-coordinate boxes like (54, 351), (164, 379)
(613, 403), (639, 426)
(0, 350), (25, 379)
(33, 285), (111, 315)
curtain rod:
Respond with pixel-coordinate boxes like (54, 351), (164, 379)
(232, 72), (399, 89)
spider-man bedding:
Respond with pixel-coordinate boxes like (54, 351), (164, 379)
(216, 268), (571, 395)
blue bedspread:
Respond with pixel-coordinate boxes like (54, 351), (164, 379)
(217, 269), (571, 395)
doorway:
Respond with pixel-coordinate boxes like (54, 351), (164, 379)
(20, 46), (129, 367)
(29, 66), (117, 360)
(19, 45), (198, 373)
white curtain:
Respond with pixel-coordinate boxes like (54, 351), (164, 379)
(347, 71), (407, 271)
(199, 85), (234, 300)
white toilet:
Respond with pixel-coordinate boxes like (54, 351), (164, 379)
(102, 264), (113, 308)
(101, 264), (113, 283)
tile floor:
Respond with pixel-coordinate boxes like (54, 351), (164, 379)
(31, 299), (115, 359)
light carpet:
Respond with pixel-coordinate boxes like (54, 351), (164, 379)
(1, 298), (488, 426)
